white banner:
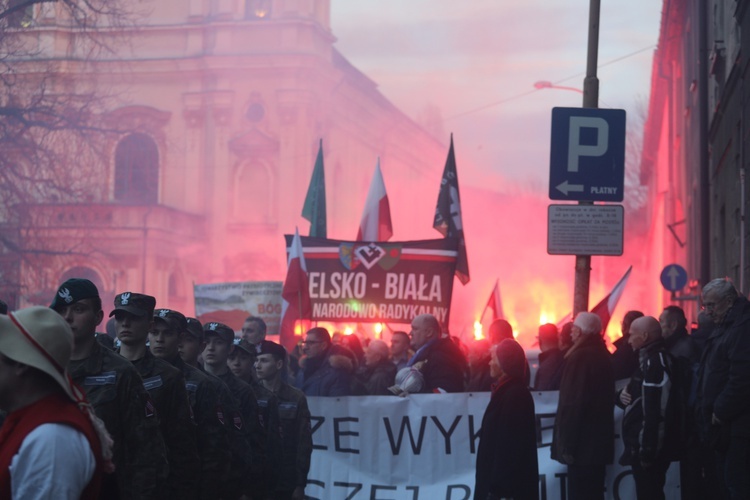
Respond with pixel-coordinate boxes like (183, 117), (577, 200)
(307, 392), (679, 500)
(193, 281), (282, 335)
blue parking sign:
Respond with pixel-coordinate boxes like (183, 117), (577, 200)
(549, 107), (626, 202)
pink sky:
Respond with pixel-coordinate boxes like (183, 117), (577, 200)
(331, 0), (661, 189)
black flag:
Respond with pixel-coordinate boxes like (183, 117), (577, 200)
(433, 135), (469, 284)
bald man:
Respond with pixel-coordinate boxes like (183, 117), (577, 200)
(407, 314), (467, 393)
(617, 316), (680, 499)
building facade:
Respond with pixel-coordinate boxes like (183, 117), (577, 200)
(0, 0), (447, 314)
(642, 0), (749, 319)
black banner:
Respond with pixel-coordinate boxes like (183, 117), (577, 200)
(285, 236), (459, 327)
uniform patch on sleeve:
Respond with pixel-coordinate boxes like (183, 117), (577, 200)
(145, 394), (156, 418)
(216, 405), (225, 425)
(232, 410), (243, 431)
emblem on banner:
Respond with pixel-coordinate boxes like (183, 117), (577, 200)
(339, 242), (402, 271)
(376, 244), (402, 270)
(339, 243), (361, 270)
(354, 243), (386, 270)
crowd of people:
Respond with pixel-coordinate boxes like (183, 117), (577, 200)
(0, 275), (748, 499)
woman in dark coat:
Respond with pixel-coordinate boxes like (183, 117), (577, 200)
(474, 339), (539, 500)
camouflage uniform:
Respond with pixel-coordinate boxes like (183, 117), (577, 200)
(165, 354), (232, 500)
(69, 341), (169, 499)
(131, 350), (200, 500)
(254, 382), (313, 497)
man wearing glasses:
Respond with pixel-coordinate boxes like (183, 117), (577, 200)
(696, 277), (750, 498)
(294, 327), (352, 397)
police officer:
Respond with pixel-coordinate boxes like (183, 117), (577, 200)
(149, 309), (232, 500)
(112, 293), (200, 500)
(254, 340), (312, 500)
(51, 279), (168, 499)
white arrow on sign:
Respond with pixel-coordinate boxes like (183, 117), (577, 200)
(555, 180), (584, 196)
(667, 265), (680, 290)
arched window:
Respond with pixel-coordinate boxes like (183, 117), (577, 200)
(114, 133), (159, 204)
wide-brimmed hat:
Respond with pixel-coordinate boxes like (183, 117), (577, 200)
(0, 306), (76, 401)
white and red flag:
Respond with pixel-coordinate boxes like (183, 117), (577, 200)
(480, 279), (504, 322)
(590, 266), (633, 333)
(280, 228), (312, 351)
(356, 159), (393, 241)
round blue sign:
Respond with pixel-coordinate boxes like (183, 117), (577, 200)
(660, 264), (688, 292)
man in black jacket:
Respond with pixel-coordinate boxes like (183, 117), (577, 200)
(617, 316), (678, 499)
(552, 312), (614, 499)
(408, 314), (466, 393)
(697, 278), (750, 498)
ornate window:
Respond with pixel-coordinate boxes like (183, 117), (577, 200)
(114, 133), (159, 204)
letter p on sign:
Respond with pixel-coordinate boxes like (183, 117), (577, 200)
(549, 107), (626, 202)
(567, 116), (608, 173)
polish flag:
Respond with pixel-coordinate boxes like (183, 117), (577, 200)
(356, 159), (393, 241)
(590, 266), (633, 333)
(481, 279), (504, 322)
(280, 228), (312, 351)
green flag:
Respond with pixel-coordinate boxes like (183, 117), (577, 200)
(302, 139), (327, 237)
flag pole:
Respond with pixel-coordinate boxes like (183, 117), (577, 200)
(297, 290), (303, 337)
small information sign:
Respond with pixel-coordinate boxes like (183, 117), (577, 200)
(547, 204), (624, 256)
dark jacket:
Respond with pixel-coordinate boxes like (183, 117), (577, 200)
(356, 359), (397, 395)
(616, 338), (679, 465)
(552, 334), (614, 466)
(475, 377), (539, 500)
(254, 382), (313, 494)
(533, 348), (565, 391)
(294, 345), (354, 397)
(69, 341), (169, 499)
(611, 335), (638, 381)
(216, 370), (267, 496)
(665, 327), (700, 365)
(166, 355), (231, 500)
(132, 352), (200, 500)
(467, 355), (494, 392)
(696, 296), (750, 443)
(412, 337), (467, 393)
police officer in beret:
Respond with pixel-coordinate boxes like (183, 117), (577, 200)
(112, 294), (200, 500)
(51, 279), (169, 499)
(149, 309), (232, 500)
(254, 340), (313, 500)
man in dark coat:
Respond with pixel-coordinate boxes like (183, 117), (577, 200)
(611, 310), (644, 381)
(356, 340), (397, 395)
(659, 305), (706, 500)
(552, 312), (614, 499)
(696, 278), (750, 498)
(408, 314), (467, 393)
(533, 323), (564, 391)
(294, 327), (353, 397)
(475, 339), (539, 500)
(466, 338), (493, 392)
